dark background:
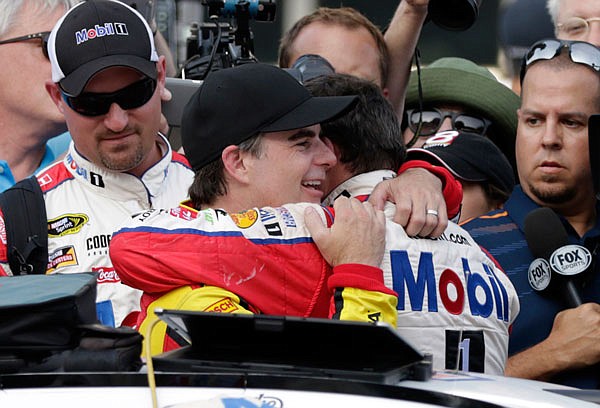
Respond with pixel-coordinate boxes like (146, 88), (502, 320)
(162, 0), (503, 68)
(248, 0), (501, 65)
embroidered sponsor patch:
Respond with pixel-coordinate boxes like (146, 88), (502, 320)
(47, 245), (78, 272)
(259, 208), (277, 223)
(275, 207), (296, 227)
(48, 214), (89, 237)
(204, 297), (239, 313)
(169, 206), (198, 221)
(38, 173), (53, 187)
(230, 209), (258, 229)
(93, 266), (121, 283)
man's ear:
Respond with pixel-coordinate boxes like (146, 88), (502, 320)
(45, 81), (66, 114)
(221, 145), (250, 184)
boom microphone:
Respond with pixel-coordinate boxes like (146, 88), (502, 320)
(524, 207), (591, 308)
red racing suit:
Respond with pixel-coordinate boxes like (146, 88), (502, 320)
(0, 135), (194, 327)
(322, 171), (520, 375)
(109, 202), (398, 355)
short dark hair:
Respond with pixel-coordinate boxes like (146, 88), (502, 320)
(304, 74), (405, 174)
(188, 133), (264, 208)
(278, 7), (389, 87)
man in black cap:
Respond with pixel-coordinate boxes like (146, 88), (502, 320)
(111, 70), (519, 374)
(0, 0), (194, 328)
(407, 131), (515, 223)
(110, 63), (400, 354)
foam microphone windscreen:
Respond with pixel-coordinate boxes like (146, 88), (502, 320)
(524, 207), (568, 259)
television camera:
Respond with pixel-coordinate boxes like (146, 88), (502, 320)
(182, 0), (276, 80)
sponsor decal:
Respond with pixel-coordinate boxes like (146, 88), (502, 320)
(0, 215), (6, 245)
(135, 209), (158, 222)
(550, 245), (592, 276)
(275, 207), (296, 227)
(205, 297), (239, 313)
(264, 222), (283, 236)
(47, 245), (78, 272)
(86, 234), (111, 255)
(259, 208), (277, 223)
(391, 250), (510, 322)
(75, 23), (129, 45)
(65, 154), (105, 187)
(169, 207), (197, 221)
(368, 311), (381, 322)
(230, 209), (258, 229)
(435, 232), (472, 246)
(528, 258), (551, 291)
(89, 171), (104, 188)
(47, 214), (89, 237)
(92, 266), (121, 283)
(38, 173), (53, 187)
(201, 210), (214, 224)
(422, 130), (460, 148)
(66, 153), (88, 180)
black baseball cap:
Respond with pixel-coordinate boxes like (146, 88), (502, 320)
(48, 0), (159, 96)
(407, 130), (515, 194)
(182, 63), (357, 171)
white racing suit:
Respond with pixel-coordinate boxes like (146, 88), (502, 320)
(0, 135), (194, 327)
(322, 170), (520, 375)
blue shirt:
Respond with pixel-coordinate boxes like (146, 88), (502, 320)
(463, 185), (600, 388)
(0, 132), (71, 193)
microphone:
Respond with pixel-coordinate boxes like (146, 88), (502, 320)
(524, 207), (591, 308)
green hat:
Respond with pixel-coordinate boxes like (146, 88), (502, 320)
(405, 57), (520, 174)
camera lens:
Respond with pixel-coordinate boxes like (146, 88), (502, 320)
(428, 0), (482, 31)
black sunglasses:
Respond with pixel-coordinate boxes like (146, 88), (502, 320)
(405, 108), (491, 137)
(61, 77), (157, 117)
(0, 31), (50, 58)
(520, 39), (600, 84)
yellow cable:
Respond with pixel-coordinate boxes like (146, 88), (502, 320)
(145, 317), (161, 408)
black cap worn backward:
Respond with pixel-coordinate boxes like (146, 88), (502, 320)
(406, 130), (515, 195)
(48, 0), (159, 96)
(182, 63), (358, 171)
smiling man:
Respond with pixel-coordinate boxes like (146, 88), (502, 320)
(110, 63), (400, 354)
(0, 0), (194, 328)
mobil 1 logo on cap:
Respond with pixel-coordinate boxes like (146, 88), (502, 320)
(550, 245), (592, 276)
(528, 258), (551, 291)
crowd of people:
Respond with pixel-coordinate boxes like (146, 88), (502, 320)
(0, 0), (598, 390)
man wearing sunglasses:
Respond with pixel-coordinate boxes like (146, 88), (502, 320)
(549, 0), (600, 47)
(402, 57), (521, 178)
(0, 0), (194, 328)
(463, 40), (600, 388)
(0, 0), (78, 193)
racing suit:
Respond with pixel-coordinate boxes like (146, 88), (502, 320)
(0, 135), (194, 327)
(109, 202), (398, 355)
(322, 171), (520, 375)
(110, 170), (518, 372)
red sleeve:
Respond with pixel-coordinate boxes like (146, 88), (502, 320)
(328, 264), (397, 296)
(398, 160), (463, 219)
(0, 208), (9, 272)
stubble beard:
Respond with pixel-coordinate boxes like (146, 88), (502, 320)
(98, 140), (145, 172)
(527, 176), (577, 205)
